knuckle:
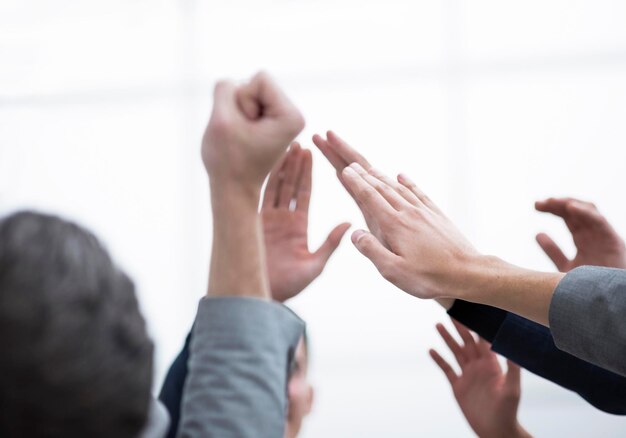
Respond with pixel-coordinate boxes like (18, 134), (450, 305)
(208, 113), (232, 136)
(214, 80), (228, 93)
(360, 186), (377, 201)
(378, 263), (397, 282)
(253, 70), (271, 83)
(290, 111), (306, 133)
(374, 182), (390, 196)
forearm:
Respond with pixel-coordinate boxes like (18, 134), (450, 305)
(457, 255), (564, 327)
(208, 182), (270, 299)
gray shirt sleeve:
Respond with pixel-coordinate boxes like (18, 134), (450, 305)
(549, 266), (626, 377)
(176, 297), (305, 438)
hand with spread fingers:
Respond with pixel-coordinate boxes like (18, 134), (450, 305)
(262, 142), (351, 302)
(338, 161), (480, 300)
(430, 320), (532, 438)
(312, 131), (457, 308)
(535, 197), (626, 272)
(313, 131), (477, 298)
(313, 131), (563, 326)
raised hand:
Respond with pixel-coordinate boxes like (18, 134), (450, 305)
(313, 131), (457, 308)
(338, 161), (480, 300)
(430, 320), (532, 438)
(202, 71), (305, 194)
(313, 132), (563, 324)
(204, 72), (304, 299)
(263, 142), (350, 302)
(535, 198), (626, 272)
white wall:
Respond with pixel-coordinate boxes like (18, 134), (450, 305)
(1, 0), (626, 436)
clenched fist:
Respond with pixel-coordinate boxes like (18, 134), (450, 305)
(202, 71), (305, 193)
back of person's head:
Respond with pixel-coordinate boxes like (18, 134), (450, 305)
(0, 211), (154, 438)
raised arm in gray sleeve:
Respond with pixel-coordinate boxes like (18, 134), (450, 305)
(177, 297), (304, 438)
(549, 266), (626, 377)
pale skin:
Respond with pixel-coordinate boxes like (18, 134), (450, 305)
(202, 71), (305, 300)
(263, 147), (348, 437)
(314, 131), (626, 317)
(313, 131), (563, 326)
(535, 197), (626, 272)
(262, 142), (350, 302)
(430, 320), (532, 438)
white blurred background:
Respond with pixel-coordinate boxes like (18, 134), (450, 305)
(2, 0), (626, 436)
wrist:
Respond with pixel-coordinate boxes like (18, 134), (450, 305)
(210, 179), (261, 215)
(456, 254), (564, 326)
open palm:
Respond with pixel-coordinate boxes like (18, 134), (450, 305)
(430, 320), (531, 438)
(262, 143), (350, 302)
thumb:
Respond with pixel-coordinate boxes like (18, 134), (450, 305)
(536, 232), (569, 272)
(351, 229), (394, 273)
(314, 222), (351, 266)
(212, 80), (237, 118)
(236, 79), (263, 120)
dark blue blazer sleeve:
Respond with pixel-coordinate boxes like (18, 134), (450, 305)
(448, 300), (626, 415)
(158, 332), (191, 438)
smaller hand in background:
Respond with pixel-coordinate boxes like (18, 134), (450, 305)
(536, 198), (626, 272)
(429, 319), (532, 438)
(262, 142), (350, 302)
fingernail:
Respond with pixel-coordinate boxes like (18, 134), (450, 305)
(569, 201), (583, 209)
(350, 162), (364, 173)
(351, 229), (366, 244)
(398, 173), (413, 183)
(343, 166), (357, 178)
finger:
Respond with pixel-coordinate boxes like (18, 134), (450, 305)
(429, 349), (458, 385)
(505, 360), (522, 389)
(327, 131), (371, 170)
(397, 173), (441, 213)
(341, 166), (397, 217)
(476, 337), (492, 356)
(451, 320), (479, 359)
(566, 201), (608, 228)
(262, 149), (291, 209)
(351, 229), (399, 280)
(351, 163), (410, 211)
(212, 80), (237, 119)
(534, 197), (576, 218)
(368, 168), (420, 207)
(436, 323), (467, 366)
(278, 143), (303, 208)
(296, 149), (313, 212)
(312, 134), (347, 172)
(535, 198), (586, 233)
(313, 222), (351, 267)
(237, 71), (301, 121)
(535, 233), (569, 271)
